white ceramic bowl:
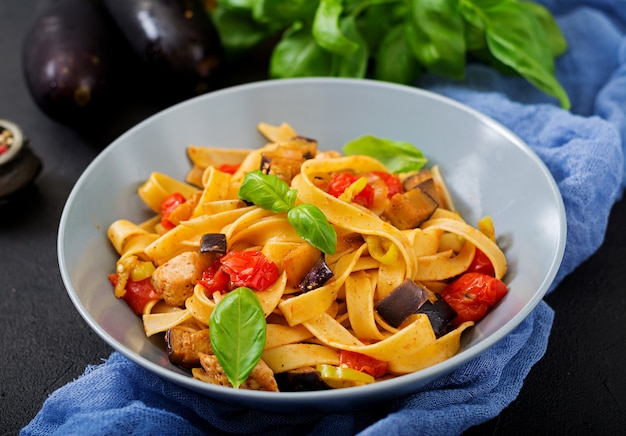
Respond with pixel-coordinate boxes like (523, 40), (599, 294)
(58, 78), (566, 412)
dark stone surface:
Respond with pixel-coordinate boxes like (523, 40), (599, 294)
(2, 2), (625, 434)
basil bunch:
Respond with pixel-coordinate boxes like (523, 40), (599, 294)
(209, 0), (570, 109)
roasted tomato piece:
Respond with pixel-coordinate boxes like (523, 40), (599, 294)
(160, 192), (186, 230)
(217, 163), (240, 174)
(197, 259), (230, 294)
(220, 250), (279, 291)
(440, 272), (507, 325)
(369, 171), (403, 198)
(328, 173), (374, 208)
(108, 274), (160, 315)
(339, 349), (388, 378)
(466, 248), (496, 277)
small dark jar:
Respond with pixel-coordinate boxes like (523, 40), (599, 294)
(0, 119), (43, 205)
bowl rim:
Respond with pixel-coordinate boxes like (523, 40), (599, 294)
(57, 77), (567, 410)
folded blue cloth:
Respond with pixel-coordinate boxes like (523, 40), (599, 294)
(22, 1), (626, 435)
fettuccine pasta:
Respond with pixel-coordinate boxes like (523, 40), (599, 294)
(106, 122), (508, 391)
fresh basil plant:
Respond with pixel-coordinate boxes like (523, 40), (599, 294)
(207, 0), (570, 109)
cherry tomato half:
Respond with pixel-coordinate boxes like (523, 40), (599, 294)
(108, 274), (160, 315)
(220, 250), (279, 291)
(160, 192), (186, 230)
(369, 171), (403, 198)
(440, 272), (507, 325)
(197, 260), (230, 293)
(328, 173), (374, 208)
(339, 349), (388, 378)
(466, 248), (496, 277)
(218, 163), (241, 174)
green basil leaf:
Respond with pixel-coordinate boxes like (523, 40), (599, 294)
(459, 0), (488, 51)
(329, 15), (369, 78)
(253, 0), (319, 23)
(217, 0), (258, 11)
(484, 1), (570, 109)
(313, 0), (359, 56)
(519, 1), (567, 57)
(288, 204), (337, 255)
(374, 22), (420, 84)
(209, 287), (266, 389)
(407, 0), (466, 79)
(211, 6), (278, 55)
(343, 135), (427, 173)
(238, 170), (297, 212)
(270, 23), (333, 78)
(353, 1), (407, 52)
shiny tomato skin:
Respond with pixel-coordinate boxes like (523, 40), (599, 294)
(440, 272), (508, 325)
(198, 260), (230, 294)
(339, 350), (388, 378)
(220, 250), (279, 291)
(218, 163), (241, 174)
(369, 171), (403, 198)
(108, 274), (160, 315)
(124, 278), (161, 315)
(328, 173), (374, 208)
(466, 249), (496, 276)
(160, 192), (186, 230)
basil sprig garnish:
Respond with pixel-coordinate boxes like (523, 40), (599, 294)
(238, 170), (297, 212)
(343, 135), (428, 174)
(209, 287), (266, 389)
(239, 170), (337, 255)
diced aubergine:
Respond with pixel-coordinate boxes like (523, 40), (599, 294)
(413, 178), (440, 204)
(402, 169), (433, 191)
(375, 280), (429, 328)
(165, 328), (213, 368)
(382, 187), (438, 230)
(199, 233), (227, 255)
(299, 255), (333, 292)
(415, 294), (457, 337)
(260, 138), (317, 183)
(274, 367), (332, 392)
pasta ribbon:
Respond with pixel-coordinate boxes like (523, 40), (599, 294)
(185, 284), (217, 325)
(262, 344), (339, 373)
(292, 157), (417, 278)
(303, 312), (435, 362)
(345, 271), (386, 341)
(108, 219), (159, 260)
(265, 324), (313, 350)
(143, 308), (192, 337)
(138, 172), (199, 213)
(278, 244), (367, 326)
(421, 217), (507, 279)
(144, 207), (254, 265)
(414, 241), (476, 281)
(388, 321), (474, 374)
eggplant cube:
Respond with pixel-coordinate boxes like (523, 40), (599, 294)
(299, 255), (333, 292)
(375, 280), (429, 328)
(415, 295), (457, 337)
(200, 233), (227, 255)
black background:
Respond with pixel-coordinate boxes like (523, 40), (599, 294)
(2, 1), (625, 434)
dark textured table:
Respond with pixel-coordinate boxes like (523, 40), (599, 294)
(2, 2), (625, 435)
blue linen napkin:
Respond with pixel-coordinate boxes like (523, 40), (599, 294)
(22, 1), (626, 435)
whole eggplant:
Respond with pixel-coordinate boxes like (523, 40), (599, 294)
(102, 0), (223, 98)
(22, 0), (120, 123)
